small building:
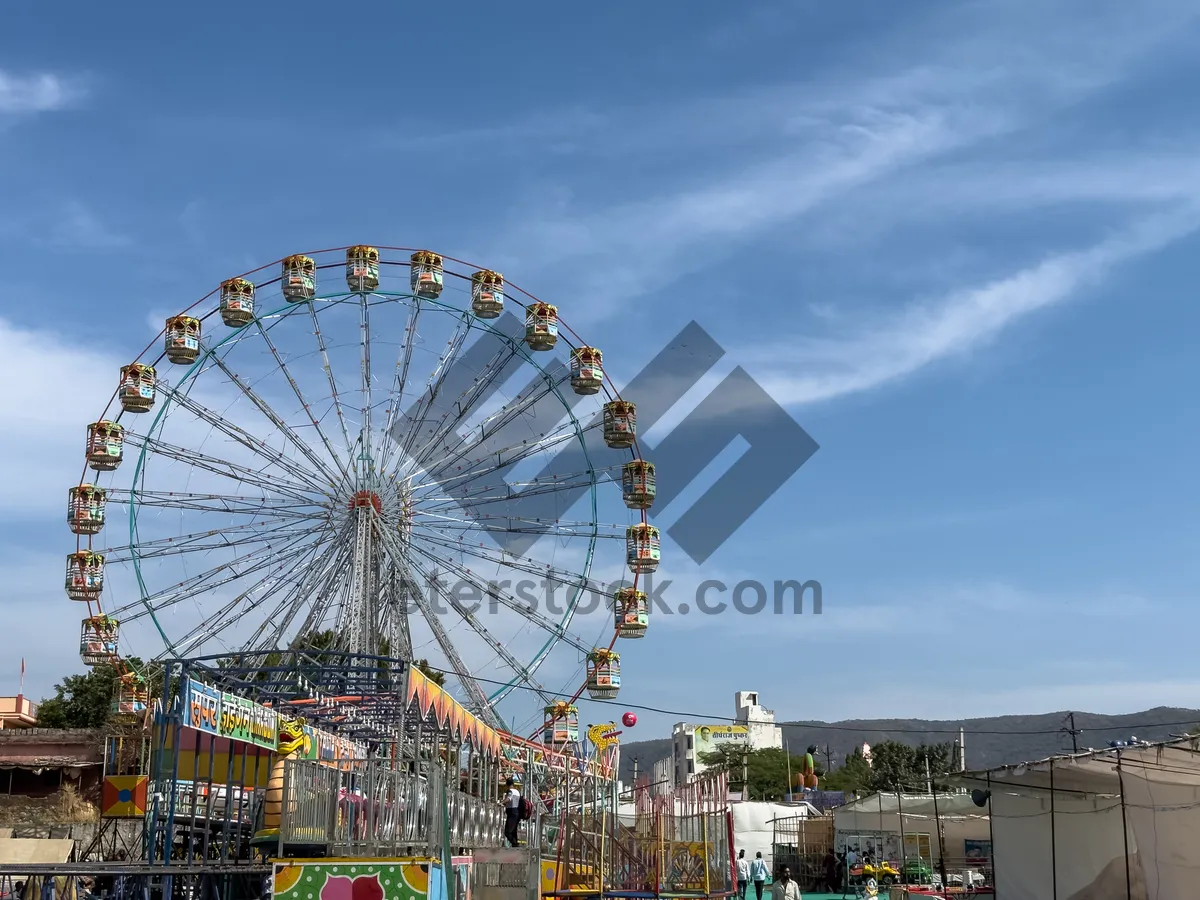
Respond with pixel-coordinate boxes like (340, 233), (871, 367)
(735, 691), (784, 751)
(0, 696), (38, 729)
(0, 728), (104, 798)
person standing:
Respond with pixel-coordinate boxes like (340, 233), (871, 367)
(820, 849), (838, 893)
(771, 865), (802, 900)
(750, 851), (769, 900)
(843, 846), (858, 894)
(502, 777), (522, 847)
(736, 849), (750, 900)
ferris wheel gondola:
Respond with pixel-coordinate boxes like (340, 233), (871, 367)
(65, 245), (658, 732)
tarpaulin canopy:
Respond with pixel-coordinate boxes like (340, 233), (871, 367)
(953, 738), (1200, 900)
(0, 838), (74, 864)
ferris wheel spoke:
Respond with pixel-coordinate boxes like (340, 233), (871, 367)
(112, 489), (327, 519)
(393, 311), (476, 467)
(251, 525), (356, 650)
(417, 359), (579, 484)
(402, 315), (544, 473)
(404, 535), (595, 657)
(158, 384), (333, 487)
(203, 351), (345, 488)
(417, 413), (584, 493)
(250, 318), (353, 485)
(413, 530), (616, 625)
(402, 553), (555, 707)
(359, 290), (374, 456)
(110, 526), (327, 622)
(375, 526), (501, 726)
(417, 465), (609, 508)
(416, 466), (618, 512)
(307, 303), (356, 456)
(122, 430), (324, 503)
(99, 518), (321, 564)
(406, 342), (526, 471)
(200, 533), (343, 655)
(170, 531), (337, 657)
(414, 475), (599, 536)
(376, 297), (423, 476)
(417, 511), (623, 539)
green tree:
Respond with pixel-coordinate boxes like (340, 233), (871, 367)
(415, 659), (446, 687)
(698, 745), (813, 801)
(860, 741), (956, 792)
(38, 658), (160, 729)
(822, 749), (872, 792)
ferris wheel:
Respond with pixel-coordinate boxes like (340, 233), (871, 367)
(64, 246), (659, 732)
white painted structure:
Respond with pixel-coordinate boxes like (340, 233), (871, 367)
(671, 691), (784, 785)
(735, 690), (784, 751)
(650, 755), (673, 796)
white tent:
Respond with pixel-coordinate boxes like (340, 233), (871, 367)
(955, 739), (1200, 900)
(614, 799), (819, 874)
(730, 801), (818, 873)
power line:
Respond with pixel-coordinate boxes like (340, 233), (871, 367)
(414, 661), (1200, 738)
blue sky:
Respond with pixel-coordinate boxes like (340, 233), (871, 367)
(3, 0), (1200, 739)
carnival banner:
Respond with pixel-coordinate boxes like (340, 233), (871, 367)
(407, 664), (502, 757)
(218, 691), (279, 750)
(181, 676), (356, 758)
(219, 692), (253, 744)
(186, 679), (221, 735)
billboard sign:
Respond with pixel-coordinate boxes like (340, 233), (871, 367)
(693, 724), (748, 759)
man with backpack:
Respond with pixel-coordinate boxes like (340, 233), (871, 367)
(502, 777), (526, 847)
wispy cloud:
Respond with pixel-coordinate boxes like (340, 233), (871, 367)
(489, 0), (1196, 260)
(0, 316), (121, 519)
(474, 0), (1200, 407)
(750, 207), (1200, 405)
(0, 70), (84, 115)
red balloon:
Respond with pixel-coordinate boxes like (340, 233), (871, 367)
(622, 712), (638, 728)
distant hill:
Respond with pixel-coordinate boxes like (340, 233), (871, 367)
(616, 707), (1200, 783)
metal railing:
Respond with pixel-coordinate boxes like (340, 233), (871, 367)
(159, 779), (258, 827)
(280, 758), (505, 856)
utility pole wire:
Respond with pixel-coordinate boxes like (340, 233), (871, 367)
(1062, 712), (1081, 753)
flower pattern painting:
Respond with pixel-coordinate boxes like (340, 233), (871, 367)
(273, 861), (443, 900)
(320, 874), (384, 900)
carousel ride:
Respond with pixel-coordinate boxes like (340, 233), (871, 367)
(54, 246), (726, 899)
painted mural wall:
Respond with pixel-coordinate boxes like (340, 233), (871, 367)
(273, 859), (447, 900)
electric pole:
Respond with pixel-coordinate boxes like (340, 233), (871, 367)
(823, 744), (834, 771)
(1062, 712), (1081, 753)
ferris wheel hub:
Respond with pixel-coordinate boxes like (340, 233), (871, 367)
(348, 490), (383, 514)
